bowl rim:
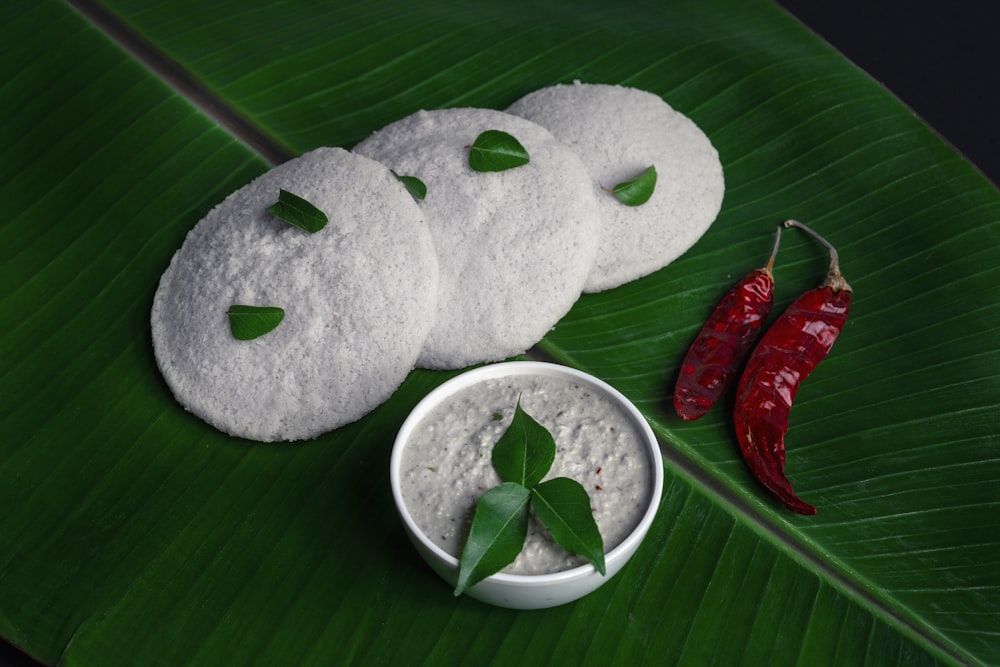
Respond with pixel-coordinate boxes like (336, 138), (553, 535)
(390, 360), (664, 586)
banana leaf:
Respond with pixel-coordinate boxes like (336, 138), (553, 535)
(1, 0), (997, 665)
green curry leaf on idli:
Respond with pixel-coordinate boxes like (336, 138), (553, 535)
(467, 130), (530, 172)
(226, 305), (285, 341)
(390, 170), (427, 201)
(611, 165), (657, 206)
(266, 188), (328, 233)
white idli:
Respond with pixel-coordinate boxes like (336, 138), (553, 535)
(151, 147), (438, 442)
(507, 82), (725, 292)
(353, 108), (600, 370)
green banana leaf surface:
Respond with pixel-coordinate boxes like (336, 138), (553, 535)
(2, 0), (998, 665)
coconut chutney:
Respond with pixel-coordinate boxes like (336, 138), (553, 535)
(398, 373), (655, 575)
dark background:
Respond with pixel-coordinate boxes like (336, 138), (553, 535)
(2, 2), (997, 666)
(778, 0), (999, 185)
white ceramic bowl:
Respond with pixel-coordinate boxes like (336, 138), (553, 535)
(389, 361), (664, 609)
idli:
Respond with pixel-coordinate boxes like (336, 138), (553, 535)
(151, 147), (438, 442)
(507, 82), (725, 292)
(353, 108), (600, 370)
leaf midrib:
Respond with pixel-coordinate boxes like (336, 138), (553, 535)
(66, 0), (293, 166)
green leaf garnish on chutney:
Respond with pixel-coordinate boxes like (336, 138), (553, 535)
(491, 398), (555, 489)
(454, 400), (604, 596)
(454, 483), (531, 597)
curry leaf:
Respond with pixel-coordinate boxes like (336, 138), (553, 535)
(468, 130), (530, 172)
(531, 477), (606, 575)
(611, 165), (656, 206)
(391, 170), (427, 201)
(266, 189), (328, 233)
(226, 305), (285, 340)
(456, 400), (604, 596)
(490, 398), (555, 487)
(454, 483), (531, 596)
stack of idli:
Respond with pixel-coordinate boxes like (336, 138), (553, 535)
(151, 83), (724, 442)
(352, 107), (600, 370)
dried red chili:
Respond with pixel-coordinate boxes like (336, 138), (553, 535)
(674, 227), (781, 420)
(733, 219), (852, 515)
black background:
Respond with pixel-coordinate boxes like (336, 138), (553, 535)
(2, 3), (997, 666)
(778, 0), (999, 185)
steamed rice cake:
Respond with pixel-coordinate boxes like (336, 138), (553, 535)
(507, 82), (725, 292)
(353, 107), (600, 370)
(150, 147), (438, 442)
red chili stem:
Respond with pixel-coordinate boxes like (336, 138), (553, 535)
(783, 219), (852, 292)
(764, 224), (781, 276)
